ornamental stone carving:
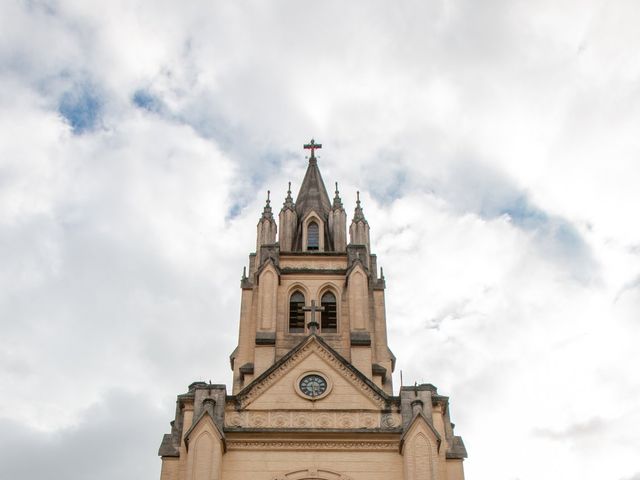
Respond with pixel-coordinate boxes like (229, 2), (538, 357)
(228, 440), (397, 451)
(280, 259), (347, 270)
(223, 410), (402, 430)
(381, 412), (402, 428)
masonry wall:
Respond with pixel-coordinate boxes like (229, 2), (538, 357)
(220, 447), (405, 480)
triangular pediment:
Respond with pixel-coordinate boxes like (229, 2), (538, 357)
(346, 260), (368, 285)
(255, 256), (280, 280)
(234, 335), (389, 411)
(183, 410), (225, 452)
(400, 412), (442, 454)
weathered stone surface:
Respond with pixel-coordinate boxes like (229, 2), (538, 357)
(255, 332), (276, 345)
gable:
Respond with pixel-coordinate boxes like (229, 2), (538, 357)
(184, 412), (225, 452)
(233, 336), (389, 411)
(246, 349), (380, 410)
(400, 413), (441, 454)
(183, 413), (225, 480)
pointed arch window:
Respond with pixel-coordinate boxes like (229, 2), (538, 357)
(321, 291), (337, 332)
(307, 222), (319, 250)
(289, 291), (306, 333)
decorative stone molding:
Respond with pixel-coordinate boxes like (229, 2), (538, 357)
(350, 331), (371, 346)
(381, 412), (402, 429)
(280, 259), (347, 270)
(224, 410), (402, 430)
(256, 331), (276, 345)
(227, 440), (398, 451)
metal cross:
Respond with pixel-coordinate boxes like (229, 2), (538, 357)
(303, 138), (322, 159)
(302, 300), (325, 334)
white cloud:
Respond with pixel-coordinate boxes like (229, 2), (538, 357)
(1, 1), (639, 479)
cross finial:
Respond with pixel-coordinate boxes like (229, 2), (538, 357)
(303, 138), (322, 159)
(356, 190), (361, 206)
(267, 190), (270, 204)
(302, 300), (325, 334)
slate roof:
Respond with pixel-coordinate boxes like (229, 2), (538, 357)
(295, 157), (332, 220)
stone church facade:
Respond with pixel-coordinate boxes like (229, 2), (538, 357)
(158, 141), (467, 480)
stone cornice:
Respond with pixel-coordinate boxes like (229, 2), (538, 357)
(226, 439), (398, 451)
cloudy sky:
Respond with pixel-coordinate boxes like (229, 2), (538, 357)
(1, 0), (639, 479)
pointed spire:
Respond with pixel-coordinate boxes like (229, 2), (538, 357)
(295, 142), (332, 219)
(282, 181), (295, 210)
(332, 182), (343, 210)
(352, 191), (367, 222)
(261, 190), (273, 220)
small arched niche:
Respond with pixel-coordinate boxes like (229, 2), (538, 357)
(301, 212), (325, 252)
(307, 221), (319, 250)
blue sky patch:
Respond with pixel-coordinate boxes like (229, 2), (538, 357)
(497, 195), (597, 283)
(132, 89), (163, 113)
(226, 202), (243, 221)
(58, 84), (102, 134)
(224, 148), (297, 221)
(365, 150), (409, 205)
(497, 195), (549, 229)
(429, 158), (599, 282)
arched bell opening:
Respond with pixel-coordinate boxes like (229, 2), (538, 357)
(288, 290), (306, 333)
(320, 291), (338, 333)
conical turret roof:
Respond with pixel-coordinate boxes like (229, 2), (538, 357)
(295, 157), (332, 219)
(352, 191), (367, 223)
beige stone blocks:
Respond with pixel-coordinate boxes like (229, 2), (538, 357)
(221, 444), (404, 480)
(350, 346), (373, 379)
(257, 266), (278, 331)
(254, 346), (275, 377)
(446, 459), (465, 480)
(347, 266), (368, 331)
(160, 458), (179, 480)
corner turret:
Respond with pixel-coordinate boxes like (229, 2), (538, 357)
(328, 182), (347, 252)
(349, 191), (370, 252)
(256, 191), (277, 251)
(278, 182), (297, 252)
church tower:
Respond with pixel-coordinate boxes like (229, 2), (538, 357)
(158, 140), (467, 480)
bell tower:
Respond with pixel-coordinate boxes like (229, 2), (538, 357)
(158, 141), (468, 480)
